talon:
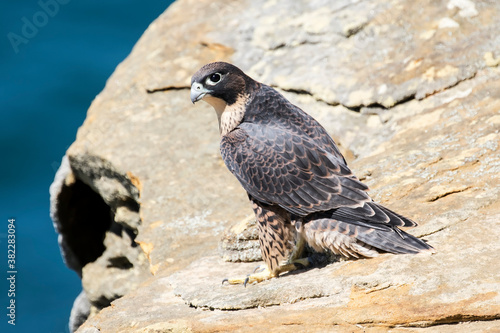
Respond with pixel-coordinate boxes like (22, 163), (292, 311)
(222, 265), (275, 286)
(222, 258), (311, 286)
(253, 265), (265, 273)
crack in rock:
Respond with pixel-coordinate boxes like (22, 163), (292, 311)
(426, 185), (471, 202)
(146, 86), (190, 94)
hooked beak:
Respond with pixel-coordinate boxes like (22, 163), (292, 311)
(190, 82), (211, 104)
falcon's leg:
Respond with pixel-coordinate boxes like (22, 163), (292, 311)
(223, 198), (309, 286)
(223, 257), (310, 286)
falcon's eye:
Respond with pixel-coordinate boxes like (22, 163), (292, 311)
(206, 73), (222, 86)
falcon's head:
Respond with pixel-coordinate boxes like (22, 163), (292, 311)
(190, 62), (255, 110)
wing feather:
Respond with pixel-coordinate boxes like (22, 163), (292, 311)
(221, 121), (370, 216)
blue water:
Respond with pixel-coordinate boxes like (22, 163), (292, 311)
(0, 1), (172, 332)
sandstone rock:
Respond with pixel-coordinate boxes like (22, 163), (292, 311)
(218, 214), (261, 263)
(81, 229), (150, 311)
(49, 0), (500, 331)
(69, 291), (90, 333)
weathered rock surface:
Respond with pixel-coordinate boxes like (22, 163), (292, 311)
(219, 215), (262, 263)
(49, 0), (500, 331)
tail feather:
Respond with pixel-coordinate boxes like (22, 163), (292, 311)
(302, 218), (435, 259)
(332, 202), (418, 228)
(355, 226), (435, 255)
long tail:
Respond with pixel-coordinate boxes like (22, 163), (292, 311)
(302, 218), (435, 259)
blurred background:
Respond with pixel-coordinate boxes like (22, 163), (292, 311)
(0, 1), (172, 332)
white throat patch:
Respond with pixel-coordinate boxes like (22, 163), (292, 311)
(203, 95), (246, 136)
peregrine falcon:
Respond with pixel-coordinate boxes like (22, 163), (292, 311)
(190, 62), (435, 285)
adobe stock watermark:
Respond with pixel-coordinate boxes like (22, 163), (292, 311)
(6, 219), (16, 326)
(7, 0), (71, 54)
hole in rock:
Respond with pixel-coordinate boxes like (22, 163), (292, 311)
(56, 178), (113, 274)
(107, 256), (134, 269)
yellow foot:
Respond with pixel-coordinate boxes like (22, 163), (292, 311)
(222, 266), (276, 286)
(222, 258), (310, 287)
